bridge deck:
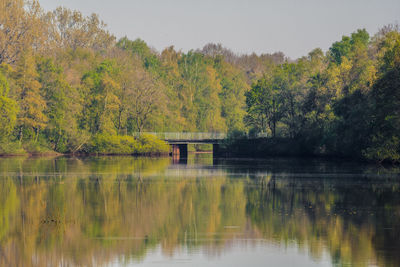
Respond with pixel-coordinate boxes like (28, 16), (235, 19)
(133, 132), (269, 143)
(133, 132), (227, 143)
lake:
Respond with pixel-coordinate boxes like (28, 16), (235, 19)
(0, 154), (399, 267)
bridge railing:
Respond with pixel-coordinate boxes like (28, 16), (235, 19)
(132, 132), (271, 141)
(133, 132), (227, 141)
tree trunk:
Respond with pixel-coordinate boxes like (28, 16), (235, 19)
(273, 120), (276, 138)
(35, 128), (39, 143)
(19, 126), (23, 144)
(117, 109), (123, 135)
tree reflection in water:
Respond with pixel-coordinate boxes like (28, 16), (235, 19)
(0, 156), (399, 267)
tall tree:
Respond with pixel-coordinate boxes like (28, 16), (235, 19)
(159, 46), (189, 131)
(365, 31), (400, 162)
(0, 67), (18, 140)
(0, 0), (46, 64)
(81, 60), (121, 135)
(214, 57), (249, 132)
(117, 37), (160, 72)
(14, 52), (47, 142)
(127, 68), (163, 133)
(37, 58), (75, 151)
(245, 75), (284, 137)
(48, 7), (115, 51)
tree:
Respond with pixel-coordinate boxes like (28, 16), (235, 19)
(37, 58), (76, 151)
(48, 7), (115, 51)
(81, 60), (121, 135)
(199, 43), (238, 63)
(178, 52), (227, 132)
(328, 30), (376, 156)
(116, 37), (160, 72)
(245, 75), (283, 137)
(0, 0), (46, 64)
(329, 29), (370, 65)
(0, 68), (18, 140)
(278, 63), (306, 138)
(159, 46), (189, 131)
(195, 65), (226, 132)
(214, 57), (249, 132)
(127, 68), (163, 133)
(14, 52), (47, 142)
(365, 32), (400, 162)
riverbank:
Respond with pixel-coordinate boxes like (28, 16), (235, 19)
(2, 134), (395, 164)
(0, 134), (170, 157)
(216, 137), (388, 163)
(217, 137), (321, 158)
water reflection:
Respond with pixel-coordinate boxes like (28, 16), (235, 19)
(0, 155), (399, 267)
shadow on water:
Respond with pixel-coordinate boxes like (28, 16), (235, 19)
(0, 155), (399, 266)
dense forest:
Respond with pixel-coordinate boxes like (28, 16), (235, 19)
(0, 0), (399, 161)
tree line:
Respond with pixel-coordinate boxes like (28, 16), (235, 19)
(0, 0), (399, 161)
(242, 27), (400, 162)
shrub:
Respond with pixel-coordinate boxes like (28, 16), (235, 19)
(362, 136), (400, 163)
(134, 134), (170, 154)
(87, 133), (169, 155)
(0, 141), (26, 155)
(88, 134), (136, 154)
(23, 140), (54, 154)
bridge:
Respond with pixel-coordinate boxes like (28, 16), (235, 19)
(135, 132), (226, 143)
(134, 132), (227, 158)
(134, 132), (269, 159)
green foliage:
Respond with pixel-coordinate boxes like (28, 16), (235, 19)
(86, 134), (169, 155)
(363, 135), (400, 163)
(14, 52), (48, 142)
(134, 134), (170, 154)
(239, 28), (400, 162)
(81, 60), (121, 135)
(366, 33), (400, 162)
(245, 73), (284, 137)
(117, 37), (160, 71)
(215, 59), (249, 132)
(88, 134), (136, 154)
(37, 58), (73, 152)
(23, 140), (54, 154)
(0, 141), (25, 155)
(0, 71), (18, 140)
(0, 0), (398, 161)
(329, 29), (370, 65)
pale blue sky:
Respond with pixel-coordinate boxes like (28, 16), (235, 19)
(39, 0), (400, 59)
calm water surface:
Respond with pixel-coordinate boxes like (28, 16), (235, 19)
(0, 154), (399, 267)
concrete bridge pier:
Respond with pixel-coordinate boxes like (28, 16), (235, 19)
(171, 144), (188, 159)
(171, 144), (180, 156)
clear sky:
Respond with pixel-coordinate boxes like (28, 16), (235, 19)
(39, 0), (400, 59)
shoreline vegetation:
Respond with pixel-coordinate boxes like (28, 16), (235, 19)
(0, 134), (213, 157)
(0, 133), (170, 156)
(0, 1), (399, 162)
(218, 136), (358, 161)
